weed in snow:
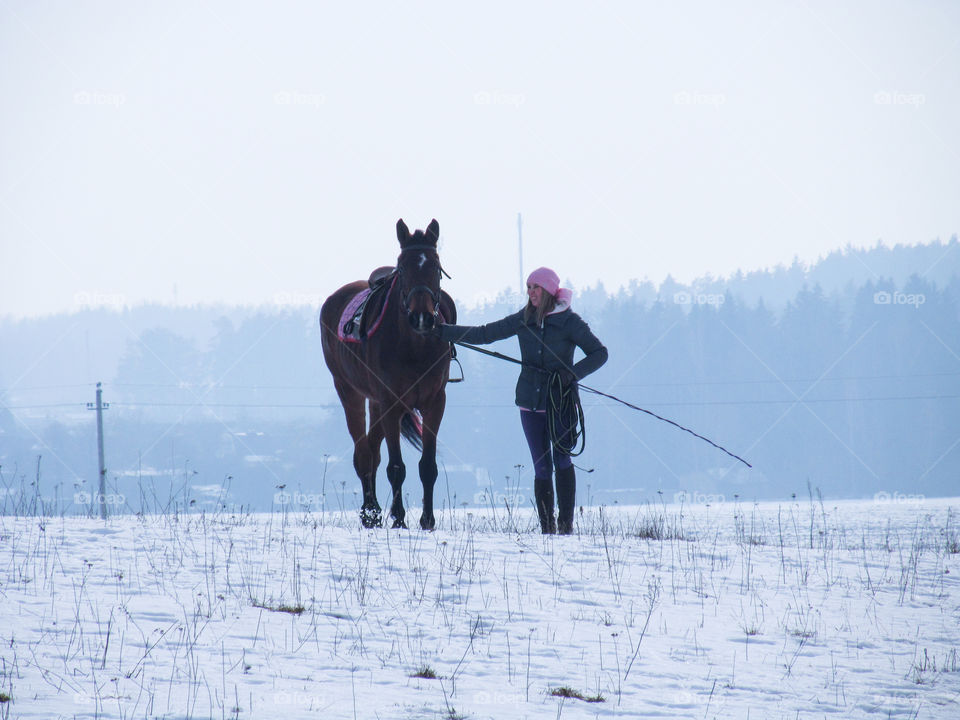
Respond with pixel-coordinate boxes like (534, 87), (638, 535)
(0, 497), (957, 718)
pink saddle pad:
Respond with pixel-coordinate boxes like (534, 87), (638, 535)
(337, 276), (396, 343)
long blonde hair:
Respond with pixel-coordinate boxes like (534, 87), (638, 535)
(523, 291), (558, 327)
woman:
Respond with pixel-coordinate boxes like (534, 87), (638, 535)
(435, 267), (607, 534)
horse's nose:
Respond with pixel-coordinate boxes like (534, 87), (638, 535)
(408, 312), (436, 331)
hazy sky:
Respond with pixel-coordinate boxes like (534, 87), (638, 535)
(2, 1), (958, 318)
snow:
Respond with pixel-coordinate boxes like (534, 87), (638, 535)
(2, 497), (959, 719)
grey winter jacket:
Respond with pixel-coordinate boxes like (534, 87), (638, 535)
(437, 307), (608, 412)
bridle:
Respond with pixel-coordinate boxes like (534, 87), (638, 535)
(396, 243), (451, 315)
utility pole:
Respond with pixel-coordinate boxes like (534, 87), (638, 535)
(86, 382), (109, 519)
(517, 212), (524, 297)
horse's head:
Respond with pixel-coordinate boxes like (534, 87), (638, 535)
(396, 218), (448, 333)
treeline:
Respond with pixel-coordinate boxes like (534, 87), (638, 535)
(1, 240), (958, 508)
(438, 270), (959, 503)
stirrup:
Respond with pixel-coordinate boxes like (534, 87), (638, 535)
(447, 345), (464, 383)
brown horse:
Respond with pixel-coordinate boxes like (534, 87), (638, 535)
(320, 219), (457, 529)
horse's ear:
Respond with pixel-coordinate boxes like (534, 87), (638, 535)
(425, 219), (439, 246)
(396, 219), (410, 245)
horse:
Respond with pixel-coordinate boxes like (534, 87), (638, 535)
(319, 219), (457, 529)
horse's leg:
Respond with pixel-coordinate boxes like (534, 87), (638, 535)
(364, 400), (386, 525)
(418, 392), (446, 531)
(376, 406), (407, 529)
(333, 380), (380, 527)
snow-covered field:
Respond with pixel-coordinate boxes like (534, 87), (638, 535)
(2, 497), (959, 719)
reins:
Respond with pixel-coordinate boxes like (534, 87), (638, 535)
(452, 340), (752, 468)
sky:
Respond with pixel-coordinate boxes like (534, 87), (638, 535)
(2, 0), (958, 318)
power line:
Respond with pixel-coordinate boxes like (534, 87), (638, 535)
(3, 403), (91, 410)
(106, 382), (329, 390)
(455, 393), (960, 407)
(5, 393), (960, 412)
(580, 370), (960, 389)
(0, 383), (97, 392)
(596, 393), (960, 407)
(6, 369), (954, 396)
(108, 402), (341, 409)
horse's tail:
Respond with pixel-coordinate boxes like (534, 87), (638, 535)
(400, 410), (423, 451)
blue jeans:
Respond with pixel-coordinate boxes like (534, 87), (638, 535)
(520, 409), (573, 479)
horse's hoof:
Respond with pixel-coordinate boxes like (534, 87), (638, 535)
(391, 518), (408, 530)
(360, 508), (382, 529)
(420, 515), (436, 531)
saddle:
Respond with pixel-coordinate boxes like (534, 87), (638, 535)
(336, 266), (464, 381)
(337, 267), (397, 343)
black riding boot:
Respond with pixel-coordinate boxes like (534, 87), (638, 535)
(534, 476), (556, 534)
(556, 466), (576, 535)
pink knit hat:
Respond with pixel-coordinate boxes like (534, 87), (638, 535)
(527, 267), (560, 297)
